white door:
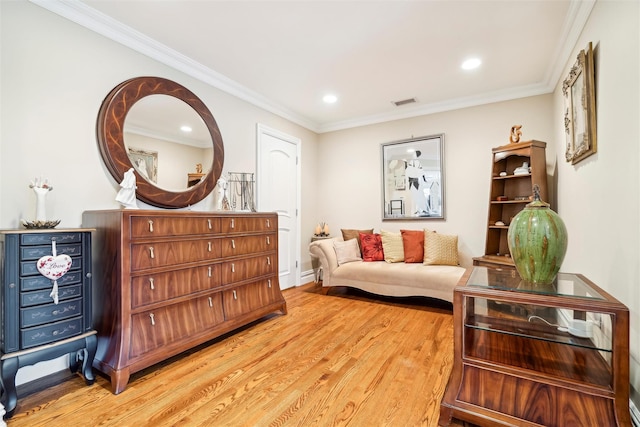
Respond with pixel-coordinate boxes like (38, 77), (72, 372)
(256, 124), (300, 290)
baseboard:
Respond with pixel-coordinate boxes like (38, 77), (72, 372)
(300, 269), (315, 286)
(631, 385), (640, 427)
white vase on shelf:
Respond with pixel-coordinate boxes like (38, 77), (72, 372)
(33, 186), (50, 221)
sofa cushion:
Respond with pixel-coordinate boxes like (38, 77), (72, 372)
(401, 229), (424, 263)
(424, 232), (459, 266)
(341, 228), (373, 256)
(359, 232), (384, 261)
(380, 230), (404, 263)
(333, 238), (362, 265)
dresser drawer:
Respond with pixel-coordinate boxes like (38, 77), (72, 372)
(21, 283), (82, 307)
(129, 293), (225, 358)
(130, 239), (222, 271)
(21, 270), (83, 292)
(20, 232), (83, 246)
(21, 317), (83, 349)
(21, 256), (80, 276)
(223, 279), (281, 319)
(20, 243), (82, 261)
(131, 264), (222, 308)
(221, 216), (276, 233)
(20, 297), (82, 328)
(130, 216), (222, 239)
(221, 255), (276, 284)
(221, 234), (276, 257)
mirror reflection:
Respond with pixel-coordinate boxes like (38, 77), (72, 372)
(381, 134), (445, 220)
(124, 95), (213, 192)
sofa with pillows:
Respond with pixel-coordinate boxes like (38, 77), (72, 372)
(308, 228), (466, 304)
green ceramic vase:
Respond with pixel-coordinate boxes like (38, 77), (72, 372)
(507, 186), (568, 285)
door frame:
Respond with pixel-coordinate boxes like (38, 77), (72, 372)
(256, 123), (301, 288)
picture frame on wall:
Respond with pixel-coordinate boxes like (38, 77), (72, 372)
(128, 148), (158, 183)
(563, 42), (597, 165)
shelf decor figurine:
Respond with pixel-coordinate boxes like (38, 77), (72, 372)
(21, 176), (60, 229)
(115, 168), (138, 209)
(507, 185), (568, 286)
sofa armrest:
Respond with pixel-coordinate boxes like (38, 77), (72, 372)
(309, 237), (341, 286)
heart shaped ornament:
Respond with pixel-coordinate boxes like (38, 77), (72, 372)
(37, 254), (72, 280)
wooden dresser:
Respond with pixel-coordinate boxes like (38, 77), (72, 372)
(81, 210), (286, 394)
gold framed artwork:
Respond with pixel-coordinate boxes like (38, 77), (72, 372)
(128, 147), (158, 183)
(563, 42), (597, 164)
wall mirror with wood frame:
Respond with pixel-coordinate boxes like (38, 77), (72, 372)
(97, 76), (224, 208)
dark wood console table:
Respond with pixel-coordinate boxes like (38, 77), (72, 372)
(439, 267), (630, 426)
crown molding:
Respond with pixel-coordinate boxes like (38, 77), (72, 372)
(30, 0), (595, 135)
(29, 0), (320, 133)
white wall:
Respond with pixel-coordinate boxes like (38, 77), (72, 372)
(316, 95), (554, 267)
(0, 1), (319, 384)
(551, 0), (640, 394)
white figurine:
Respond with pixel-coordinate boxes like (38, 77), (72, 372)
(115, 168), (138, 209)
(214, 177), (231, 211)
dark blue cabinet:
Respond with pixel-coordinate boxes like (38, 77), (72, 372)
(0, 229), (96, 418)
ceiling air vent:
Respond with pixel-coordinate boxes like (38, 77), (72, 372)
(392, 97), (417, 107)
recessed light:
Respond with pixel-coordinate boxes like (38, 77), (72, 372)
(461, 58), (482, 70)
(323, 94), (337, 104)
(180, 125), (192, 133)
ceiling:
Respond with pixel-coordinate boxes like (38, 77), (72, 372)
(35, 0), (594, 133)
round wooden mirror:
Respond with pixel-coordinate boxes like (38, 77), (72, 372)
(97, 76), (224, 208)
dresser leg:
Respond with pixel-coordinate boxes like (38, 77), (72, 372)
(111, 368), (131, 395)
(0, 357), (19, 418)
(82, 334), (97, 385)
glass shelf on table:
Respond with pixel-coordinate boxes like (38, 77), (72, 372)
(465, 266), (606, 300)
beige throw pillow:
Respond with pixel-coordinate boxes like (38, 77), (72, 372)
(333, 239), (362, 265)
(341, 228), (373, 256)
(380, 230), (404, 263)
(423, 232), (459, 266)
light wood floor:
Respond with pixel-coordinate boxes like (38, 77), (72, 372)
(7, 283), (466, 427)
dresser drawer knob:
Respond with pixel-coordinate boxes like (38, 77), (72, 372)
(267, 256), (271, 265)
(148, 220), (154, 233)
(208, 242), (212, 252)
(231, 239), (236, 249)
(149, 313), (155, 326)
(266, 236), (270, 245)
(233, 290), (237, 300)
(149, 246), (155, 259)
(230, 218), (235, 229)
(231, 263), (235, 273)
(208, 297), (213, 307)
(207, 219), (212, 229)
(149, 277), (155, 290)
(208, 266), (212, 277)
(266, 219), (271, 228)
(268, 279), (272, 288)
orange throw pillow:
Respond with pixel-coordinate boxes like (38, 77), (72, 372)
(359, 232), (384, 261)
(401, 230), (424, 263)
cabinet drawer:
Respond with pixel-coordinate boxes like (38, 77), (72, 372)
(221, 216), (275, 233)
(221, 234), (276, 257)
(21, 270), (82, 291)
(20, 297), (82, 328)
(221, 255), (276, 284)
(20, 232), (82, 246)
(130, 216), (221, 238)
(21, 317), (83, 349)
(223, 279), (280, 319)
(129, 293), (225, 358)
(131, 264), (222, 308)
(21, 284), (82, 307)
(130, 239), (222, 271)
(21, 256), (80, 276)
(20, 243), (82, 260)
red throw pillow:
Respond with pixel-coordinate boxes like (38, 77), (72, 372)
(401, 229), (424, 263)
(359, 232), (384, 261)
